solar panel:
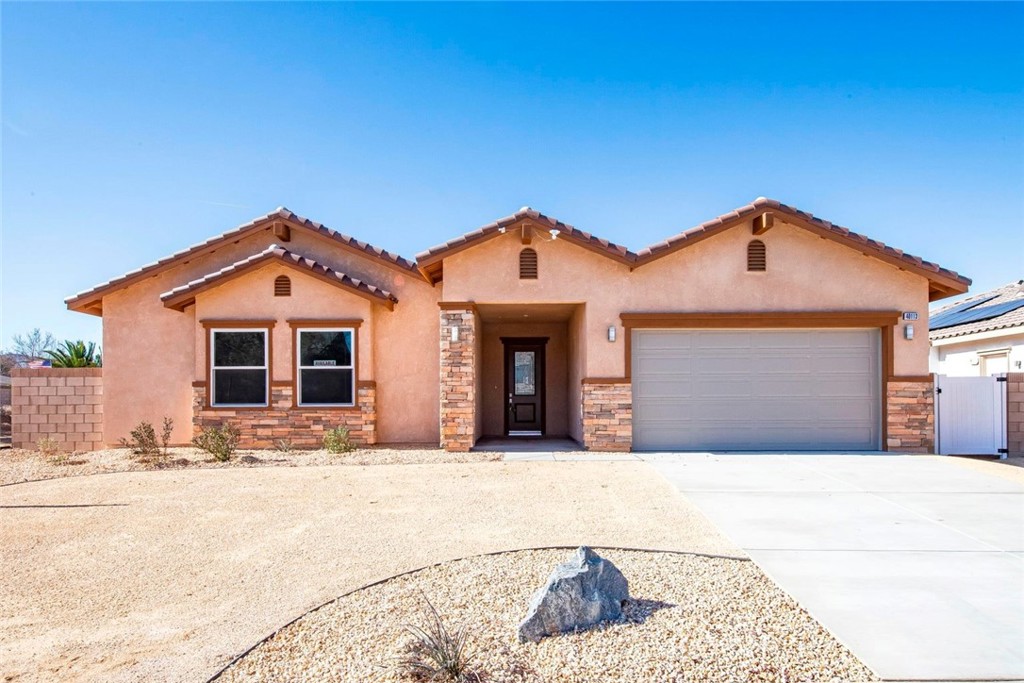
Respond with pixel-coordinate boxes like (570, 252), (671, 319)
(930, 297), (1024, 330)
(930, 294), (997, 320)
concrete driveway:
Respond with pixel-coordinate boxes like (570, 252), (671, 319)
(645, 453), (1024, 681)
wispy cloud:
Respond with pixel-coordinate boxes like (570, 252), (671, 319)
(3, 120), (30, 137)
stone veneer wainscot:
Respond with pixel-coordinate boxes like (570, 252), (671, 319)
(192, 382), (376, 449)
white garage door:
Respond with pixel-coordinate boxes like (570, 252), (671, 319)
(632, 329), (881, 451)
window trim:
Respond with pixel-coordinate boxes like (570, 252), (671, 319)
(288, 319), (363, 410)
(208, 326), (272, 408)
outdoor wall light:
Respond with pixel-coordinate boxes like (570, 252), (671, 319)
(450, 326), (460, 342)
(550, 229), (560, 240)
(904, 324), (914, 340)
(608, 325), (617, 342)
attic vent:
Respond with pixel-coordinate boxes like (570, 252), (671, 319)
(274, 275), (291, 296)
(747, 240), (766, 272)
(519, 248), (538, 279)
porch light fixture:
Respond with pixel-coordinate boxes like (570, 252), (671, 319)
(607, 325), (617, 342)
(450, 326), (460, 342)
(904, 324), (914, 340)
(550, 229), (560, 240)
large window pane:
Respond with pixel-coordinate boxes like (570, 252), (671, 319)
(300, 369), (353, 405)
(214, 331), (265, 367)
(300, 331), (352, 367)
(214, 369), (266, 405)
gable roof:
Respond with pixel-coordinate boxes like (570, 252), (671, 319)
(632, 197), (970, 301)
(414, 207), (636, 284)
(66, 207), (417, 315)
(159, 244), (397, 311)
(929, 280), (1024, 340)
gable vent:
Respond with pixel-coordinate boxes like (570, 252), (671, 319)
(274, 275), (291, 296)
(747, 240), (766, 272)
(519, 248), (538, 279)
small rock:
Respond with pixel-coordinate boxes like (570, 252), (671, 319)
(239, 455), (261, 464)
(517, 546), (629, 643)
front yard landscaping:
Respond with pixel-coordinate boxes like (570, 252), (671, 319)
(218, 548), (875, 682)
(0, 445), (499, 486)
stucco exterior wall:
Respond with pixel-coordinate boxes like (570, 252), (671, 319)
(99, 226), (439, 446)
(930, 331), (1024, 377)
(440, 219), (932, 378)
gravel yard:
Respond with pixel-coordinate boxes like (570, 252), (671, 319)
(220, 548), (875, 683)
(0, 445), (498, 486)
(1, 462), (735, 683)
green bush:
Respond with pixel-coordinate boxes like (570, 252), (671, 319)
(192, 424), (241, 462)
(119, 421), (160, 456)
(323, 426), (355, 453)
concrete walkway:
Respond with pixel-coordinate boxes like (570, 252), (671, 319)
(645, 453), (1024, 682)
(0, 461), (735, 683)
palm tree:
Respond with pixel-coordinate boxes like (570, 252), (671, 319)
(44, 340), (102, 368)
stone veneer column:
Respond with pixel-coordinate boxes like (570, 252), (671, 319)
(1007, 372), (1024, 458)
(886, 378), (934, 453)
(439, 306), (477, 452)
(581, 381), (632, 452)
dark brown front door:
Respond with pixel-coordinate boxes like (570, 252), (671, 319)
(502, 337), (547, 436)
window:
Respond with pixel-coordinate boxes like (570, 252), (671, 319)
(211, 329), (268, 406)
(519, 248), (538, 279)
(747, 240), (766, 271)
(297, 329), (355, 406)
(274, 275), (291, 296)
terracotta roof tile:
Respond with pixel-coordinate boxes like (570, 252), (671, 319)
(159, 244), (397, 310)
(633, 197), (970, 291)
(67, 207), (415, 310)
(415, 207), (637, 266)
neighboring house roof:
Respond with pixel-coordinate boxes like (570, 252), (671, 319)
(929, 280), (1024, 340)
(159, 244), (398, 311)
(66, 207), (417, 315)
(415, 207), (636, 283)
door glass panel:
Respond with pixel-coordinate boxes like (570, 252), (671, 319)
(514, 351), (536, 396)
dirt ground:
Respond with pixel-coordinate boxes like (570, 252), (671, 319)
(0, 461), (738, 683)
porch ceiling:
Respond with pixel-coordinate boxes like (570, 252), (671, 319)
(476, 303), (579, 323)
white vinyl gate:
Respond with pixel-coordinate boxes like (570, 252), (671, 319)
(936, 375), (1007, 456)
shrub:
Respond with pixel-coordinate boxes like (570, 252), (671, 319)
(274, 438), (294, 453)
(192, 424), (241, 462)
(119, 420), (161, 456)
(395, 596), (475, 683)
(323, 426), (355, 454)
(43, 340), (102, 368)
(160, 417), (173, 456)
(37, 436), (62, 459)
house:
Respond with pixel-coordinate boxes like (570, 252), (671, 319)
(64, 198), (970, 453)
(929, 280), (1024, 376)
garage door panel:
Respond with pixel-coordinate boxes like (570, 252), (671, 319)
(632, 329), (880, 451)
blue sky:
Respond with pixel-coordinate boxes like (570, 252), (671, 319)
(3, 2), (1022, 347)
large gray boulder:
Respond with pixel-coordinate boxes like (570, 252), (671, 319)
(517, 546), (629, 643)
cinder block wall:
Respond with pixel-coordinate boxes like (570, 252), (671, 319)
(10, 368), (103, 452)
(1009, 372), (1024, 458)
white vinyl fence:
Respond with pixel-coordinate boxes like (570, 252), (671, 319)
(936, 375), (1007, 457)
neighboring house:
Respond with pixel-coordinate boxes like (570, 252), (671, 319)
(929, 280), (1024, 376)
(64, 198), (969, 453)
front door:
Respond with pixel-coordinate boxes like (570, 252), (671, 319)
(503, 337), (547, 436)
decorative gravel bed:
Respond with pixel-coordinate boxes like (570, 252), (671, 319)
(218, 548), (877, 683)
(0, 445), (499, 485)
